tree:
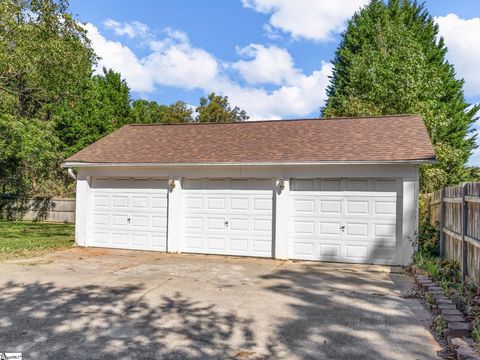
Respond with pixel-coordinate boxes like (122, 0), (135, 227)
(322, 0), (479, 193)
(0, 115), (60, 196)
(0, 0), (95, 120)
(131, 100), (193, 124)
(54, 68), (132, 157)
(196, 93), (248, 123)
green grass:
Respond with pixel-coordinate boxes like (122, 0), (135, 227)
(0, 221), (75, 260)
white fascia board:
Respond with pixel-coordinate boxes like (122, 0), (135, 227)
(62, 159), (436, 168)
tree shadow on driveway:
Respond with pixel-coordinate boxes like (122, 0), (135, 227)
(260, 266), (440, 360)
(0, 281), (255, 359)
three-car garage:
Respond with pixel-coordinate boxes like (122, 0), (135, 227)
(64, 115), (436, 265)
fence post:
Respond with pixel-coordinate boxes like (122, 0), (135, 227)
(439, 187), (445, 258)
(462, 183), (468, 280)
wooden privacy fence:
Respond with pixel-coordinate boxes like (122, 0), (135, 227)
(0, 197), (75, 223)
(422, 183), (480, 284)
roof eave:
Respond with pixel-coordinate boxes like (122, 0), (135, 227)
(62, 159), (437, 168)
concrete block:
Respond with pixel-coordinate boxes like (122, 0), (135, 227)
(456, 346), (479, 360)
(444, 315), (466, 323)
(442, 309), (463, 317)
(447, 322), (471, 339)
(420, 281), (435, 293)
(438, 304), (460, 316)
(432, 294), (449, 305)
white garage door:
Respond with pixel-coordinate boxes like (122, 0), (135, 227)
(89, 178), (168, 251)
(181, 178), (274, 257)
(289, 178), (399, 264)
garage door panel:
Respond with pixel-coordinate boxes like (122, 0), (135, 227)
(319, 244), (341, 258)
(345, 223), (368, 237)
(112, 196), (128, 208)
(253, 238), (271, 253)
(131, 215), (148, 227)
(185, 217), (202, 230)
(131, 196), (148, 209)
(230, 218), (248, 231)
(293, 199), (315, 213)
(93, 213), (109, 226)
(230, 198), (249, 210)
(374, 201), (396, 215)
(111, 232), (128, 245)
(207, 217), (225, 230)
(253, 198), (272, 211)
(184, 236), (203, 250)
(320, 222), (342, 235)
(207, 236), (226, 251)
(347, 245), (368, 258)
(208, 197), (225, 210)
(346, 200), (369, 215)
(373, 223), (396, 238)
(230, 238), (249, 251)
(289, 178), (399, 264)
(320, 199), (342, 215)
(181, 178), (273, 258)
(152, 196), (167, 209)
(92, 232), (109, 244)
(93, 195), (109, 207)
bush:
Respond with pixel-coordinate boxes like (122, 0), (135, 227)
(416, 221), (439, 257)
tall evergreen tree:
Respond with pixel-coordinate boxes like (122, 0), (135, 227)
(322, 0), (479, 192)
(54, 68), (132, 157)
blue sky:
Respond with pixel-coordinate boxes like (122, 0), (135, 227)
(69, 0), (480, 164)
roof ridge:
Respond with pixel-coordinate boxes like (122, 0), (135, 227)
(128, 114), (419, 126)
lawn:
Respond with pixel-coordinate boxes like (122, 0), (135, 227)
(0, 221), (75, 260)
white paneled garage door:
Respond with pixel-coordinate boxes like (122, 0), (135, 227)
(289, 178), (399, 264)
(89, 178), (168, 251)
(181, 178), (274, 257)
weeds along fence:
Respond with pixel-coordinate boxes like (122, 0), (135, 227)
(0, 197), (75, 224)
(422, 183), (480, 284)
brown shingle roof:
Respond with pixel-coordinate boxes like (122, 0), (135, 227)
(64, 115), (436, 165)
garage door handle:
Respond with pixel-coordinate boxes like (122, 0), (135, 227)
(224, 220), (229, 227)
(340, 225), (345, 231)
(127, 217), (131, 223)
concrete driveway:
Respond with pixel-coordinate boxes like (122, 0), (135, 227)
(0, 248), (440, 359)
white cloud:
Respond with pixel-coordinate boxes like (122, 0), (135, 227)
(435, 14), (480, 97)
(231, 44), (300, 85)
(219, 62), (333, 119)
(85, 21), (333, 119)
(104, 19), (150, 39)
(242, 0), (368, 41)
(86, 23), (219, 93)
(85, 23), (154, 93)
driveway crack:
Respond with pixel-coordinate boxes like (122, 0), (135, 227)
(125, 277), (173, 313)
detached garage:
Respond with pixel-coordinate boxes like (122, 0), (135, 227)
(63, 115), (436, 265)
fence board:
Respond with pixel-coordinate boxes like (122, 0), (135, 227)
(0, 197), (75, 224)
(423, 183), (480, 285)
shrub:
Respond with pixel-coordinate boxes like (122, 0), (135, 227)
(416, 221), (439, 258)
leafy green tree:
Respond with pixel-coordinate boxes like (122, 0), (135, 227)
(196, 93), (248, 123)
(165, 101), (194, 123)
(0, 0), (95, 120)
(131, 100), (167, 124)
(0, 115), (60, 196)
(322, 0), (479, 193)
(131, 99), (193, 124)
(54, 68), (132, 156)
